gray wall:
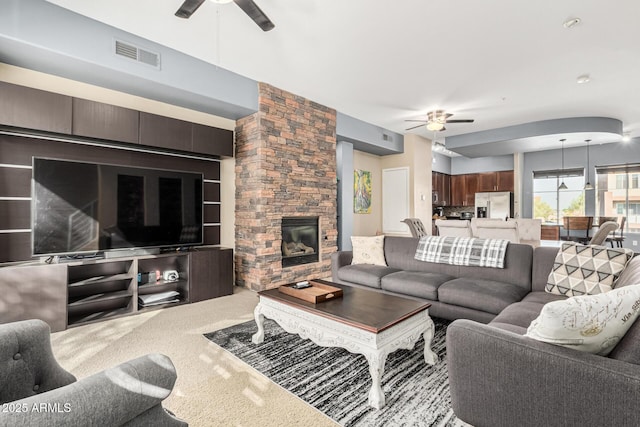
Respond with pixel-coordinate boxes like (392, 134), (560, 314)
(451, 154), (514, 175)
(336, 112), (404, 156)
(432, 152), (452, 174)
(336, 141), (354, 251)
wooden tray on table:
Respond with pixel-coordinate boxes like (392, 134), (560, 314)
(278, 280), (343, 303)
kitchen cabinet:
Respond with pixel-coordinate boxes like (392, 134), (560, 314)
(451, 173), (487, 206)
(496, 170), (514, 191)
(477, 170), (514, 192)
(432, 172), (451, 205)
(451, 174), (466, 206)
(464, 174), (478, 206)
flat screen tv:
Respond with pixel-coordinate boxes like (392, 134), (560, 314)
(32, 157), (203, 257)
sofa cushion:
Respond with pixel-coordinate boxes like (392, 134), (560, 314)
(526, 284), (640, 355)
(521, 291), (567, 305)
(336, 264), (400, 289)
(609, 316), (640, 364)
(491, 301), (548, 330)
(546, 242), (634, 296)
(351, 235), (387, 266)
(489, 322), (528, 335)
(438, 278), (529, 315)
(381, 271), (455, 300)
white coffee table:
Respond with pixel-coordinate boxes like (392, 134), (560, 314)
(251, 280), (437, 409)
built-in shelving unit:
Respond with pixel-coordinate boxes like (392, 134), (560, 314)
(137, 254), (190, 311)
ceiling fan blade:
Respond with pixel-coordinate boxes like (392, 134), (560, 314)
(405, 120), (428, 123)
(175, 0), (206, 18)
(233, 0), (275, 31)
(444, 119), (475, 123)
(405, 124), (426, 131)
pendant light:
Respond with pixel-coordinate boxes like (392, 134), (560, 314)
(584, 139), (594, 190)
(558, 138), (568, 190)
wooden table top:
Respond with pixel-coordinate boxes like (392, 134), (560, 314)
(257, 279), (431, 334)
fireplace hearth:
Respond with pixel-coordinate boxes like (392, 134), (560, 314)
(282, 217), (319, 268)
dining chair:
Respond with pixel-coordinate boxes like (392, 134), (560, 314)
(608, 216), (627, 247)
(473, 219), (520, 243)
(402, 218), (428, 238)
(562, 216), (594, 245)
(589, 221), (618, 245)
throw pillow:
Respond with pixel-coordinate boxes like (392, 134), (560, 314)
(526, 284), (640, 355)
(351, 235), (387, 266)
(611, 255), (640, 289)
(545, 242), (634, 296)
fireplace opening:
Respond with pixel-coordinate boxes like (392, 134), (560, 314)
(281, 216), (319, 268)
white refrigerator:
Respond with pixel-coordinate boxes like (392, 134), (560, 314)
(475, 192), (514, 219)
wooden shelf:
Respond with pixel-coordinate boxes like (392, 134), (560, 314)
(67, 307), (132, 327)
(68, 273), (133, 287)
(68, 290), (133, 307)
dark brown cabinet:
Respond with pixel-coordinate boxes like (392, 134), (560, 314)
(189, 248), (233, 302)
(451, 174), (466, 206)
(432, 172), (451, 206)
(72, 98), (139, 144)
(496, 170), (514, 192)
(192, 123), (234, 157)
(464, 174), (478, 206)
(139, 112), (192, 151)
(0, 81), (72, 134)
(477, 170), (514, 192)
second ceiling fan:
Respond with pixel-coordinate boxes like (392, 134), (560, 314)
(175, 0), (275, 32)
(406, 110), (474, 132)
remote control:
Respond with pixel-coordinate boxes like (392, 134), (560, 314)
(294, 281), (311, 289)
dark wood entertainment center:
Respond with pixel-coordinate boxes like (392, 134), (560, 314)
(0, 81), (235, 331)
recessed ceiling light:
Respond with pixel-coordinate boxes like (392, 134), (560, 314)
(622, 133), (631, 142)
(576, 74), (591, 84)
(563, 17), (581, 29)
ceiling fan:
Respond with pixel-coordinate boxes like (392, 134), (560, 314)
(175, 0), (275, 32)
(405, 110), (474, 132)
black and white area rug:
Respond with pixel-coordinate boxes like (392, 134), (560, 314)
(205, 318), (466, 427)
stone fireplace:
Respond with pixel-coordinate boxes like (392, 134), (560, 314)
(234, 83), (337, 291)
(281, 216), (319, 268)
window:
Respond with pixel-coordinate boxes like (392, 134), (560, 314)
(533, 168), (584, 224)
(596, 164), (640, 233)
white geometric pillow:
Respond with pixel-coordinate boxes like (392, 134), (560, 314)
(546, 243), (634, 296)
(351, 235), (387, 266)
(526, 284), (640, 355)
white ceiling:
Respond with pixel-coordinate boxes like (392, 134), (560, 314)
(46, 0), (640, 152)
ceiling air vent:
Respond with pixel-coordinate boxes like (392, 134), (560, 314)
(114, 39), (160, 69)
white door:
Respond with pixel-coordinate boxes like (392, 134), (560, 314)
(382, 167), (410, 233)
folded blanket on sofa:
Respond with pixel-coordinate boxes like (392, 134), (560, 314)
(415, 236), (509, 268)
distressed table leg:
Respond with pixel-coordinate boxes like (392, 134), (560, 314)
(251, 303), (265, 344)
(365, 351), (388, 409)
(423, 313), (438, 365)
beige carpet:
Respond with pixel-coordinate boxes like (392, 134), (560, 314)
(51, 287), (338, 427)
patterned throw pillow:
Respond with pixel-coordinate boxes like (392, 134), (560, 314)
(525, 284), (640, 355)
(546, 243), (634, 296)
(351, 235), (387, 266)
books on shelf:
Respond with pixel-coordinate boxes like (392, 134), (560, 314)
(138, 291), (180, 307)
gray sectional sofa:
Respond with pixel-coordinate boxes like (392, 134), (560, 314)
(331, 236), (640, 427)
(331, 236), (535, 323)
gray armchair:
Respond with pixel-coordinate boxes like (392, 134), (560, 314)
(0, 319), (187, 427)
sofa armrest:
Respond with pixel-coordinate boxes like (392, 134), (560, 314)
(1, 353), (186, 427)
(447, 319), (640, 427)
(330, 251), (352, 281)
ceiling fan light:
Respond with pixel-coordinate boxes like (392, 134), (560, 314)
(426, 122), (445, 132)
(211, 0), (234, 4)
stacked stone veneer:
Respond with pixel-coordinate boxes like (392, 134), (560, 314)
(235, 83), (338, 291)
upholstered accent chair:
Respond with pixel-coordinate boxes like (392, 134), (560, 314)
(435, 219), (473, 238)
(0, 319), (187, 426)
(513, 219), (542, 247)
(401, 218), (428, 238)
